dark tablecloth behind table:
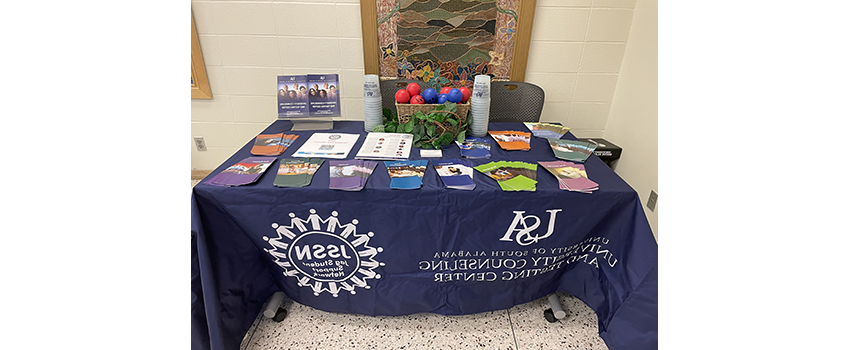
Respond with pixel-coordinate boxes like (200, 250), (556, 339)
(191, 121), (657, 350)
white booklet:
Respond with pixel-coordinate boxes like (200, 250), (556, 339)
(292, 133), (360, 159)
(354, 132), (413, 160)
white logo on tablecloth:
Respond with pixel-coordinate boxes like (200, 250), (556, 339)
(264, 209), (384, 297)
(500, 209), (562, 246)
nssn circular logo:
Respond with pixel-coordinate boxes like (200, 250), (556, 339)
(264, 209), (384, 297)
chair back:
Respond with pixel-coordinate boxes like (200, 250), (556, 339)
(488, 81), (545, 123)
(379, 79), (434, 113)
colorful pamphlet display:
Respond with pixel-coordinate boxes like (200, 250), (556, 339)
(204, 157), (276, 187)
(291, 133), (359, 159)
(488, 130), (531, 151)
(328, 160), (379, 191)
(355, 132), (413, 160)
(523, 122), (571, 139)
(538, 160), (599, 193)
(547, 138), (598, 162)
(273, 158), (325, 188)
(474, 161), (538, 191)
(433, 159), (475, 190)
(456, 137), (491, 159)
(277, 74), (340, 130)
(385, 160), (427, 190)
(250, 133), (299, 156)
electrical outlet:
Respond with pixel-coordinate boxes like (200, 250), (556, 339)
(646, 190), (658, 212)
(194, 136), (207, 151)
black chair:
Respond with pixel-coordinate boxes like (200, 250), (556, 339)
(488, 81), (545, 122)
(379, 79), (434, 112)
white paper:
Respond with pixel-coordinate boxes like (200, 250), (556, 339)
(292, 133), (360, 159)
(419, 150), (443, 158)
(355, 132), (413, 160)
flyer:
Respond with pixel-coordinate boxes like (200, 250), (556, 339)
(355, 132), (413, 160)
(291, 133), (360, 159)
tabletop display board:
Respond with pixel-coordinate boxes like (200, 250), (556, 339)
(191, 121), (657, 350)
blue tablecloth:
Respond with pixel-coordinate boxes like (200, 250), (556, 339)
(191, 121), (657, 350)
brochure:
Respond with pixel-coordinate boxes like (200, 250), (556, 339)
(204, 157), (277, 187)
(274, 158), (324, 187)
(329, 160), (379, 191)
(523, 122), (571, 139)
(538, 160), (599, 193)
(488, 131), (531, 151)
(385, 160), (427, 190)
(292, 133), (359, 159)
(355, 132), (413, 160)
(277, 74), (341, 118)
(456, 137), (491, 159)
(547, 138), (598, 162)
(433, 159), (475, 190)
(474, 161), (537, 191)
(251, 133), (299, 156)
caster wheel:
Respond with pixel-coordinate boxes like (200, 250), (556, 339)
(543, 308), (558, 323)
(273, 307), (288, 322)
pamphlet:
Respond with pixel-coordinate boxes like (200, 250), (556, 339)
(456, 137), (491, 159)
(538, 160), (599, 193)
(385, 160), (427, 189)
(524, 122), (571, 139)
(433, 159), (475, 190)
(329, 160), (379, 191)
(488, 131), (532, 151)
(204, 157), (277, 187)
(292, 133), (359, 159)
(355, 132), (413, 160)
(273, 158), (324, 187)
(547, 138), (598, 162)
(251, 133), (299, 156)
(474, 161), (537, 191)
(277, 74), (341, 118)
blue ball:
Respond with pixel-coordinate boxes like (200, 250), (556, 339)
(447, 88), (463, 103)
(437, 94), (449, 104)
(422, 88), (438, 103)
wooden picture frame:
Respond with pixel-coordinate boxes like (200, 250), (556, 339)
(191, 13), (212, 99)
(359, 0), (537, 82)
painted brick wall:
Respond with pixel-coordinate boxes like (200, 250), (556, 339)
(191, 0), (635, 170)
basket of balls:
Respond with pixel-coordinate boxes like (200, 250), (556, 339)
(383, 83), (473, 149)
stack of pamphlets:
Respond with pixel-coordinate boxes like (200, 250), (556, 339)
(547, 138), (598, 162)
(538, 161), (599, 193)
(204, 157), (276, 187)
(488, 131), (531, 151)
(456, 137), (491, 159)
(523, 122), (571, 139)
(328, 160), (379, 191)
(273, 158), (324, 187)
(354, 132), (413, 160)
(250, 133), (299, 156)
(385, 160), (427, 189)
(432, 159), (475, 190)
(292, 133), (359, 159)
(474, 161), (538, 191)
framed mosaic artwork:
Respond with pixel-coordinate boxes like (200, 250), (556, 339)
(360, 0), (537, 89)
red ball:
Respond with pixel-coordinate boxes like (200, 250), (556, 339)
(410, 95), (425, 104)
(440, 86), (452, 95)
(394, 89), (410, 103)
(458, 87), (471, 103)
(406, 83), (421, 97)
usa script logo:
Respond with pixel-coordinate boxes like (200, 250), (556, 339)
(500, 209), (562, 246)
(264, 209), (384, 297)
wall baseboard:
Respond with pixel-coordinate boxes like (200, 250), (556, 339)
(192, 170), (212, 180)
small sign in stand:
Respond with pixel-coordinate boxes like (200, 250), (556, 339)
(277, 74), (341, 131)
(290, 117), (334, 131)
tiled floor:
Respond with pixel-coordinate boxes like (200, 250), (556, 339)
(192, 179), (609, 350)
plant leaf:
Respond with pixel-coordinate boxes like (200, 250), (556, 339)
(372, 124), (385, 133)
(446, 118), (458, 126)
(456, 130), (466, 143)
(426, 124), (436, 137)
(386, 124), (396, 133)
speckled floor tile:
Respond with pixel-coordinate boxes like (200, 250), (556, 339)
(243, 299), (517, 350)
(508, 292), (609, 350)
